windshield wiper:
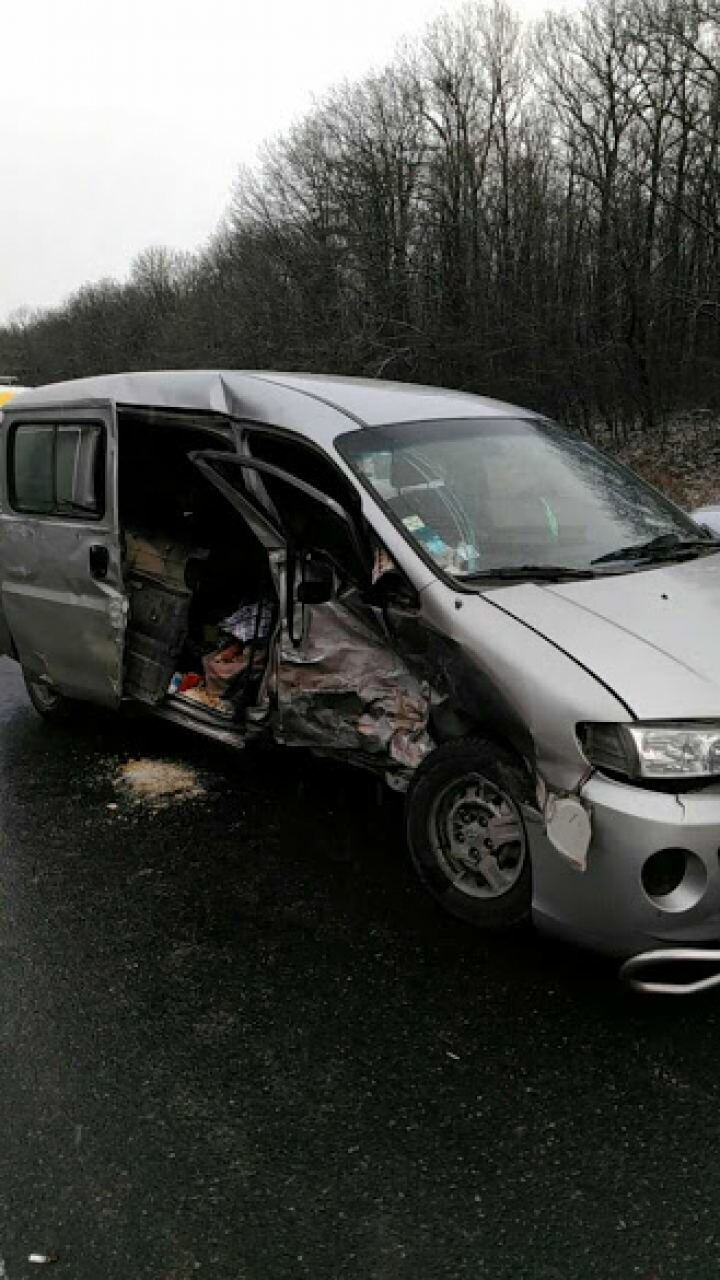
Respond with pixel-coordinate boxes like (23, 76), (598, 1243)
(457, 564), (597, 583)
(591, 533), (719, 567)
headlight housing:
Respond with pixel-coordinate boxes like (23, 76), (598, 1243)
(579, 722), (720, 781)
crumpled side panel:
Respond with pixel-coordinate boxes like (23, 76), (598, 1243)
(275, 600), (434, 770)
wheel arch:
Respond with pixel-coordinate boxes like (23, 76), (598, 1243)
(428, 703), (538, 807)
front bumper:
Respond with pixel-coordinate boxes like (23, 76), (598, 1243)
(529, 773), (720, 958)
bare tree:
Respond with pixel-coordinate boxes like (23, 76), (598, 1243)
(3, 0), (720, 439)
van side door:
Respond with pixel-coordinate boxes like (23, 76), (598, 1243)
(0, 403), (126, 706)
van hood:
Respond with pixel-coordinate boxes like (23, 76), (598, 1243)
(485, 553), (720, 720)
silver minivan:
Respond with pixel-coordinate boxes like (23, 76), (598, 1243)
(2, 370), (720, 960)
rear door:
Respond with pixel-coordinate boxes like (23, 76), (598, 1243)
(0, 402), (127, 706)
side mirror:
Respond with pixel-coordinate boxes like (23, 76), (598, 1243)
(296, 560), (334, 605)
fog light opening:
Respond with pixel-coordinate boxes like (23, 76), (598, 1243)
(642, 848), (687, 897)
(641, 848), (707, 913)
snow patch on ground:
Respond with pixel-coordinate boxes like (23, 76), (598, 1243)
(613, 413), (720, 508)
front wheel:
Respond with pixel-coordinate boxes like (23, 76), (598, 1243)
(406, 738), (532, 929)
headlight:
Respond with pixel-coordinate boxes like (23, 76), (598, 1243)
(580, 722), (720, 780)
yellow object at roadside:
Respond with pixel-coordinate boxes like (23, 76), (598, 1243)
(0, 386), (25, 407)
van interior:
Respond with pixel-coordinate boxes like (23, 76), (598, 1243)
(117, 412), (278, 735)
(113, 412), (433, 771)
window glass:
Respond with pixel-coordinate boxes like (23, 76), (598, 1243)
(13, 425), (55, 513)
(56, 426), (81, 507)
(56, 423), (102, 512)
(336, 417), (701, 577)
(11, 421), (105, 518)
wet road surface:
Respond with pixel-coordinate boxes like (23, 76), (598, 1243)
(0, 659), (719, 1279)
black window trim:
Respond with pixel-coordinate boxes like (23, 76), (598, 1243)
(233, 419), (364, 513)
(8, 418), (107, 522)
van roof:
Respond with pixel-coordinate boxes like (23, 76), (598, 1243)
(5, 370), (539, 445)
(0, 385), (26, 408)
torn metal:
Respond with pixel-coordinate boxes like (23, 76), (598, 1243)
(544, 793), (592, 872)
(275, 599), (434, 771)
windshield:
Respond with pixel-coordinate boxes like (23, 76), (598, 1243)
(336, 417), (704, 578)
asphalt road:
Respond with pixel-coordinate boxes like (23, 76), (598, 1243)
(0, 659), (719, 1280)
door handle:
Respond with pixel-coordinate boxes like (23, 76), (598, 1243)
(89, 544), (109, 580)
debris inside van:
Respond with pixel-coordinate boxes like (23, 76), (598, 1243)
(220, 602), (273, 643)
(125, 529), (206, 589)
(174, 683), (234, 716)
(115, 758), (206, 809)
(164, 598), (274, 721)
(276, 600), (433, 769)
(176, 673), (201, 694)
(203, 641), (251, 694)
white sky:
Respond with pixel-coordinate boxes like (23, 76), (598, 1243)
(1, 0), (562, 322)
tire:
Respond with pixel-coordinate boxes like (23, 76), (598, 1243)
(406, 737), (533, 929)
(22, 671), (81, 722)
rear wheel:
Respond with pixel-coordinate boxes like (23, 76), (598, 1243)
(406, 738), (532, 929)
(23, 671), (80, 722)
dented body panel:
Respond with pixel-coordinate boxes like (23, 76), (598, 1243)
(275, 598), (433, 769)
(415, 581), (629, 790)
(531, 775), (720, 956)
(0, 401), (126, 705)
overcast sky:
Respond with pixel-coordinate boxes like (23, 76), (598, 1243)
(1, 0), (565, 322)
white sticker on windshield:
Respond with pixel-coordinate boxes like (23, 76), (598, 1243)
(402, 514), (425, 532)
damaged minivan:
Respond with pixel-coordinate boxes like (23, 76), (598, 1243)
(3, 370), (720, 960)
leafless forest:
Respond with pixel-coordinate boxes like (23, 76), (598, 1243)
(3, 0), (720, 479)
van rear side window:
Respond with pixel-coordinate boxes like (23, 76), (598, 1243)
(9, 422), (105, 518)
